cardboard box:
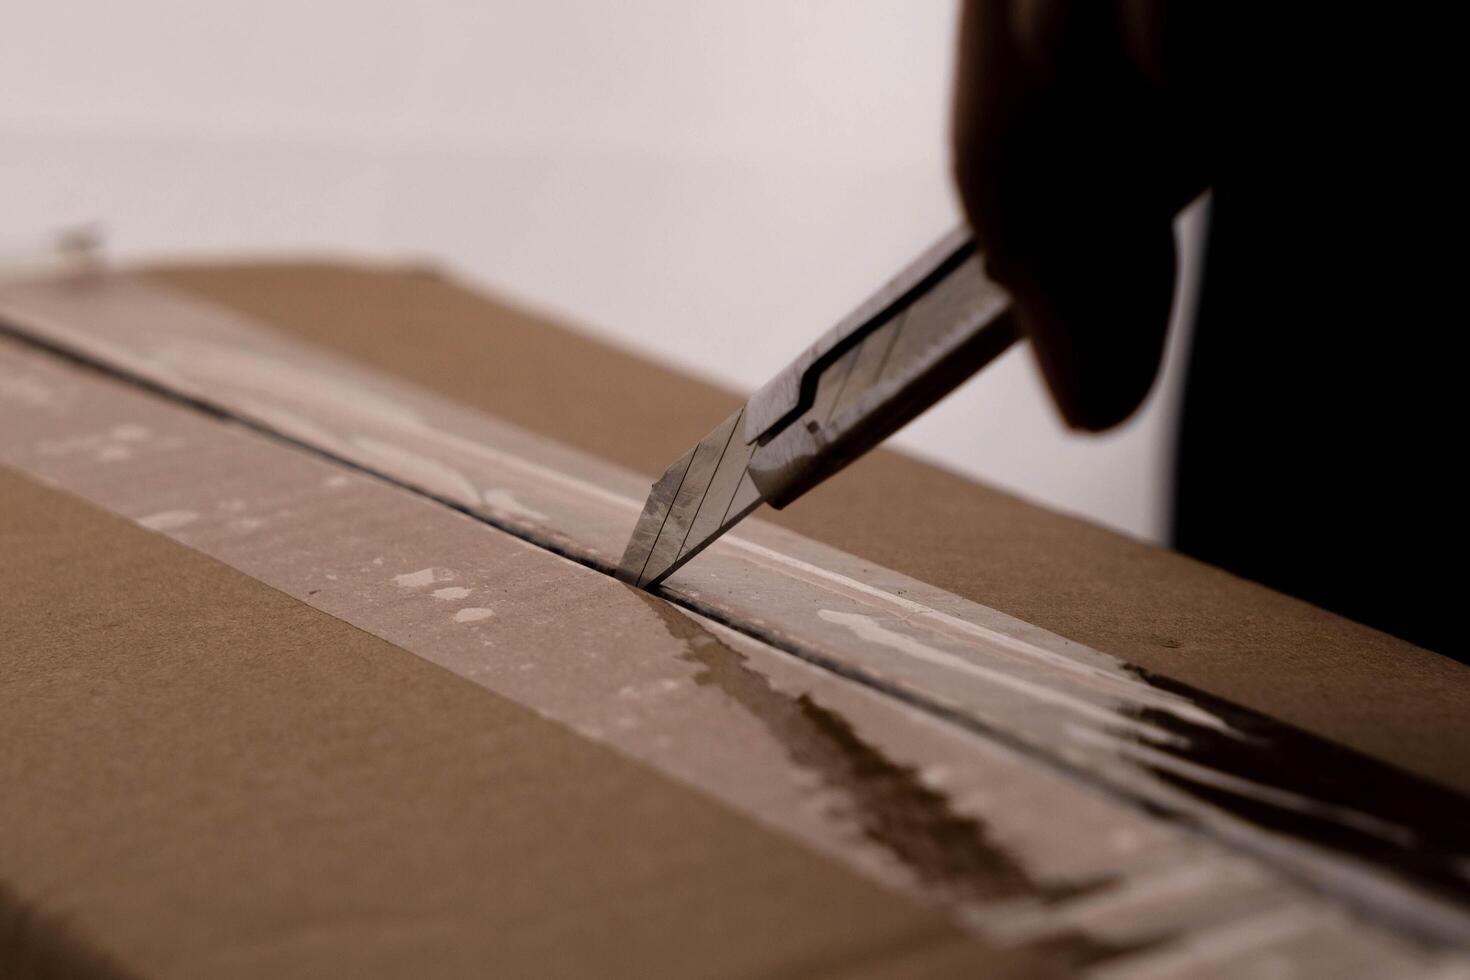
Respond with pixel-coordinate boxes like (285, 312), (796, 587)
(3, 260), (1467, 978)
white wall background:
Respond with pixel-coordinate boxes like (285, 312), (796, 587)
(1, 1), (1203, 542)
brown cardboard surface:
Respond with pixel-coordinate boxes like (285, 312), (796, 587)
(143, 261), (1470, 796)
(0, 465), (1042, 980)
(12, 323), (1465, 972)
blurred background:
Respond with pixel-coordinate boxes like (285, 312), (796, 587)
(2, 0), (1205, 543)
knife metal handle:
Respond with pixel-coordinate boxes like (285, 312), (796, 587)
(744, 230), (1018, 508)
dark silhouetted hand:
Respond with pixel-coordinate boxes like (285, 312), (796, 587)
(952, 0), (1211, 430)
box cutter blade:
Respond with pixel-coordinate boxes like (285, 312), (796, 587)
(617, 229), (1019, 590)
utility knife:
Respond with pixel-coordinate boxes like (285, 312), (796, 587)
(617, 228), (1017, 589)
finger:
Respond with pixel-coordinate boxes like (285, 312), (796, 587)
(1001, 217), (1176, 431)
(952, 0), (1188, 430)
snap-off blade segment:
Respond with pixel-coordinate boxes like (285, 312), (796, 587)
(615, 407), (762, 589)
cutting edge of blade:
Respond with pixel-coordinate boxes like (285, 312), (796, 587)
(615, 445), (695, 585)
(640, 467), (764, 590)
(618, 407), (765, 589)
(640, 471), (763, 590)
